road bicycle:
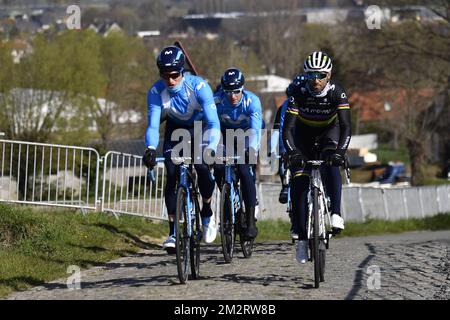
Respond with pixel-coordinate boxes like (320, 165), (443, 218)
(171, 156), (202, 284)
(288, 142), (350, 288)
(217, 155), (254, 263)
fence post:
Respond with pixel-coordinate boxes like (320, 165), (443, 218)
(382, 188), (389, 220)
(418, 187), (425, 218)
(358, 187), (365, 222)
(402, 188), (409, 219)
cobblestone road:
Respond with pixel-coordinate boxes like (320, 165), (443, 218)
(6, 230), (450, 300)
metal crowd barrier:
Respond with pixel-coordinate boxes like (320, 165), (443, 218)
(0, 139), (100, 211)
(1, 139), (449, 223)
(100, 151), (167, 220)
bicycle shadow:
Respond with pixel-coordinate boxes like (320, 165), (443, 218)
(93, 223), (162, 250)
(344, 243), (377, 300)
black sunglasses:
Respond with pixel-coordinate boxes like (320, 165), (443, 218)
(160, 72), (182, 80)
(307, 72), (328, 80)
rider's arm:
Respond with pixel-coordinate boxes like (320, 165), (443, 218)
(248, 95), (262, 152)
(281, 96), (299, 153)
(335, 87), (352, 155)
(270, 103), (283, 154)
(196, 80), (221, 152)
(278, 101), (288, 155)
(145, 86), (162, 150)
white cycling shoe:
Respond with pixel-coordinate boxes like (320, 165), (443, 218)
(331, 214), (345, 230)
(296, 240), (309, 264)
(162, 235), (176, 249)
(202, 217), (217, 244)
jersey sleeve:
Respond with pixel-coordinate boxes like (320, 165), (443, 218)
(195, 79), (221, 152)
(248, 95), (262, 151)
(145, 86), (162, 149)
(333, 85), (351, 154)
(278, 101), (288, 154)
(282, 96), (300, 153)
(334, 85), (350, 111)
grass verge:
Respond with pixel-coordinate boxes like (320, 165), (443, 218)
(256, 213), (450, 240)
(0, 203), (167, 298)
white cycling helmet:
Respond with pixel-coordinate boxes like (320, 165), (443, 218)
(303, 51), (333, 73)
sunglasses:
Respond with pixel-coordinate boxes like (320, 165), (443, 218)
(307, 72), (328, 80)
(160, 72), (182, 80)
(223, 88), (243, 95)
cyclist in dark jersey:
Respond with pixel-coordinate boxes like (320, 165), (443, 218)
(282, 51), (351, 263)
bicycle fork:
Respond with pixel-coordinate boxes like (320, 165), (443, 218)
(307, 169), (331, 240)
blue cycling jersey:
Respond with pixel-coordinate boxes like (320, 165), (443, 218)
(278, 99), (288, 154)
(271, 99), (288, 155)
(214, 89), (262, 151)
(145, 74), (221, 151)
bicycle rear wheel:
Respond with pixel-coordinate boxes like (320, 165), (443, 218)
(190, 195), (201, 279)
(220, 183), (235, 263)
(175, 187), (190, 284)
(312, 187), (320, 288)
(237, 189), (253, 258)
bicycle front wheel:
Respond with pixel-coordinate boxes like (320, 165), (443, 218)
(220, 183), (235, 263)
(312, 187), (320, 288)
(319, 240), (326, 282)
(175, 187), (190, 284)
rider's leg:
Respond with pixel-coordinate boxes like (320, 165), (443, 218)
(163, 157), (177, 235)
(278, 157), (289, 204)
(321, 161), (342, 215)
(194, 163), (215, 217)
(236, 164), (258, 238)
(321, 131), (345, 230)
(213, 164), (225, 192)
(195, 163), (217, 243)
(291, 172), (310, 263)
(162, 122), (180, 239)
(290, 172), (309, 240)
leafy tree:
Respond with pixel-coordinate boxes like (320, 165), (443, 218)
(0, 30), (104, 144)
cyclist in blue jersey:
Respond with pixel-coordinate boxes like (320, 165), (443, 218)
(213, 68), (262, 240)
(142, 46), (221, 252)
(282, 51), (351, 263)
(271, 74), (307, 205)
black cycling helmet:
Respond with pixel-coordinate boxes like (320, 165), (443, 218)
(221, 68), (245, 91)
(156, 46), (185, 74)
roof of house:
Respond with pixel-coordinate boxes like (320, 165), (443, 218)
(349, 87), (435, 122)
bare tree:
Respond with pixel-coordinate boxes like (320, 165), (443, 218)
(334, 19), (450, 185)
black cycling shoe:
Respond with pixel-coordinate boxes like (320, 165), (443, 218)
(245, 207), (258, 239)
(165, 247), (176, 255)
(278, 185), (289, 204)
(331, 227), (342, 235)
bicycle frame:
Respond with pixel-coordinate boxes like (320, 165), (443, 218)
(173, 157), (197, 237)
(221, 156), (242, 225)
(306, 160), (332, 241)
